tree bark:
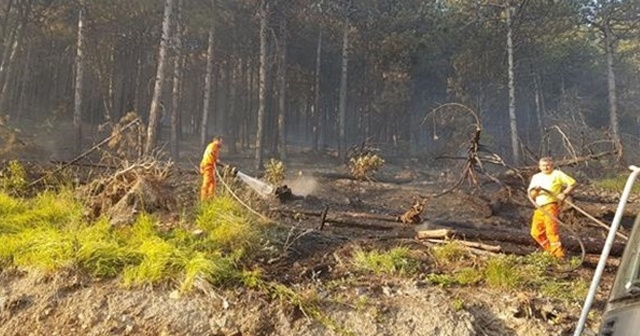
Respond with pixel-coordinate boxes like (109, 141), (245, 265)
(0, 3), (26, 117)
(170, 0), (184, 161)
(312, 31), (322, 152)
(604, 22), (621, 155)
(145, 0), (174, 156)
(337, 14), (349, 161)
(277, 17), (287, 161)
(506, 5), (520, 165)
(200, 27), (215, 147)
(73, 4), (85, 155)
(255, 1), (268, 171)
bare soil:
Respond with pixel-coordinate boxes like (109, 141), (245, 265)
(0, 126), (629, 336)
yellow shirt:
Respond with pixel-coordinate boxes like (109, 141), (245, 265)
(200, 140), (221, 174)
(528, 169), (576, 206)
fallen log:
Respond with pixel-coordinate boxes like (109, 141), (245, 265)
(416, 224), (626, 257)
(426, 238), (502, 253)
(272, 207), (401, 223)
(274, 207), (626, 256)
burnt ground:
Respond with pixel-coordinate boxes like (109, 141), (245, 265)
(0, 127), (635, 336)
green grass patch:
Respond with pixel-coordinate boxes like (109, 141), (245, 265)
(351, 246), (419, 276)
(540, 279), (589, 301)
(432, 241), (467, 265)
(10, 227), (76, 272)
(0, 190), (263, 292)
(593, 174), (640, 193)
(484, 256), (525, 290)
(195, 195), (260, 250)
(1, 188), (84, 231)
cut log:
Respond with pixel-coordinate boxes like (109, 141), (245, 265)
(426, 238), (502, 253)
(416, 224), (626, 257)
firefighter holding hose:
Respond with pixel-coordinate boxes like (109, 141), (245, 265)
(528, 156), (577, 259)
(200, 136), (223, 201)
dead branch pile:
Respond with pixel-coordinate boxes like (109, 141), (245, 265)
(78, 157), (176, 226)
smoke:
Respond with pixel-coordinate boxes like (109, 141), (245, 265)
(285, 172), (318, 197)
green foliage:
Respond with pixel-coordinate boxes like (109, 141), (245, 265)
(0, 160), (28, 194)
(75, 218), (141, 278)
(427, 267), (482, 287)
(351, 246), (419, 276)
(593, 175), (640, 194)
(195, 195), (260, 250)
(0, 189), (263, 292)
(348, 154), (385, 181)
(122, 237), (178, 287)
(0, 192), (26, 234)
(11, 227), (75, 272)
(454, 267), (483, 285)
(540, 279), (588, 301)
(426, 273), (456, 287)
(432, 241), (467, 265)
(452, 297), (465, 311)
(484, 256), (524, 290)
(264, 158), (285, 185)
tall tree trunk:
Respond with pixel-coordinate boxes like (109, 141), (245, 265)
(0, 5), (25, 117)
(169, 0), (183, 161)
(312, 31), (322, 152)
(0, 0), (13, 43)
(533, 71), (544, 145)
(338, 15), (349, 161)
(506, 5), (520, 165)
(145, 0), (174, 156)
(17, 45), (29, 119)
(277, 17), (287, 161)
(200, 27), (215, 147)
(604, 22), (621, 155)
(73, 4), (85, 155)
(255, 1), (268, 170)
(228, 55), (238, 155)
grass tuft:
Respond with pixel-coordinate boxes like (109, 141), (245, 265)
(195, 195), (260, 250)
(484, 256), (524, 290)
(352, 246), (419, 275)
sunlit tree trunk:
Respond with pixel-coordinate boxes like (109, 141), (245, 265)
(338, 14), (349, 161)
(73, 4), (85, 155)
(200, 27), (214, 147)
(506, 5), (520, 165)
(533, 71), (544, 145)
(0, 5), (25, 117)
(277, 17), (287, 161)
(145, 0), (174, 156)
(228, 54), (238, 155)
(604, 22), (621, 154)
(312, 31), (322, 152)
(169, 0), (183, 161)
(0, 0), (13, 42)
(255, 1), (267, 170)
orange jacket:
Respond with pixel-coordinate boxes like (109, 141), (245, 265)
(200, 139), (222, 174)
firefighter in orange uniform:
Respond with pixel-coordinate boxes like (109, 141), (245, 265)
(200, 136), (223, 201)
(527, 157), (577, 259)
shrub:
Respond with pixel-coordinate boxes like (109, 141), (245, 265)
(348, 153), (385, 180)
(264, 158), (285, 185)
(0, 160), (27, 194)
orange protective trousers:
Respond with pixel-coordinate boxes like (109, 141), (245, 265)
(200, 140), (221, 201)
(200, 168), (216, 201)
(530, 203), (565, 258)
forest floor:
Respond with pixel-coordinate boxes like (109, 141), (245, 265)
(0, 121), (635, 336)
